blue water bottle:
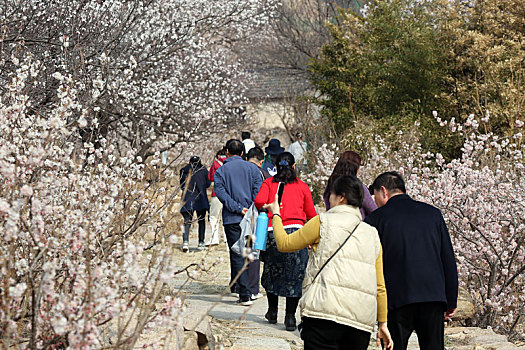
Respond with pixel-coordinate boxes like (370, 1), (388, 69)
(254, 209), (269, 250)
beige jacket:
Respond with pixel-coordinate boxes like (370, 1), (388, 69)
(300, 205), (381, 333)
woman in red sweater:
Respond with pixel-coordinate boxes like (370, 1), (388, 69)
(254, 152), (317, 331)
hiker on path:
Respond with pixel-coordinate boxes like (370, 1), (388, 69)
(262, 138), (284, 176)
(207, 147), (227, 246)
(263, 175), (393, 349)
(323, 151), (377, 218)
(254, 152), (317, 332)
(365, 172), (458, 350)
(236, 146), (272, 301)
(242, 131), (256, 156)
(247, 146), (271, 180)
(287, 132), (307, 173)
(214, 139), (263, 305)
(180, 156), (211, 252)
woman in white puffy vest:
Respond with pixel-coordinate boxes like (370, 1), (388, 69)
(264, 175), (393, 350)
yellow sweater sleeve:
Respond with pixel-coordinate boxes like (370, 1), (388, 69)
(271, 215), (320, 252)
(376, 245), (388, 322)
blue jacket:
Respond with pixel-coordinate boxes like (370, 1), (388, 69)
(365, 194), (458, 311)
(214, 156), (263, 225)
(180, 164), (210, 212)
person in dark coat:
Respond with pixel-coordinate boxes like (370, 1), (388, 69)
(180, 156), (211, 252)
(262, 139), (285, 176)
(364, 171), (458, 350)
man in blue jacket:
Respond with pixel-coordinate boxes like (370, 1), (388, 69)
(214, 139), (263, 305)
(365, 172), (458, 350)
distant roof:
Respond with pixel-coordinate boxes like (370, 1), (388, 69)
(244, 68), (311, 100)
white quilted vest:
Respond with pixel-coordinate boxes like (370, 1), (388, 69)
(300, 205), (381, 333)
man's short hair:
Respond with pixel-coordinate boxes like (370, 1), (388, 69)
(226, 139), (244, 156)
(370, 171), (406, 194)
(247, 146), (264, 161)
(295, 132), (303, 139)
(241, 131), (251, 140)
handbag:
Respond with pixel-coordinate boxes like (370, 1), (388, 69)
(232, 204), (260, 260)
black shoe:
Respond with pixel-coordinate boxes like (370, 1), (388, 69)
(284, 314), (296, 331)
(236, 296), (253, 306)
(265, 308), (278, 324)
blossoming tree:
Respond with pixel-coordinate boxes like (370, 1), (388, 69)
(0, 0), (277, 160)
(0, 0), (277, 347)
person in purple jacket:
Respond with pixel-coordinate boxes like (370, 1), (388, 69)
(323, 151), (377, 218)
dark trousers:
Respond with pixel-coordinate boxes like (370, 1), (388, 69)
(224, 223), (251, 299)
(388, 302), (445, 350)
(300, 317), (370, 350)
(246, 260), (260, 295)
(181, 209), (207, 243)
(267, 292), (299, 315)
(232, 260), (260, 295)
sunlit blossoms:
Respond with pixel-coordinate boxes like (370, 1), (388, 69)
(0, 0), (278, 160)
(0, 55), (179, 348)
(0, 0), (279, 347)
(406, 117), (525, 339)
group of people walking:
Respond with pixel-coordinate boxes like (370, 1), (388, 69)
(179, 133), (458, 350)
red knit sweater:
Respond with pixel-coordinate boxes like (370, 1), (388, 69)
(254, 178), (317, 228)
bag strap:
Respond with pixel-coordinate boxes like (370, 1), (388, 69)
(312, 222), (361, 283)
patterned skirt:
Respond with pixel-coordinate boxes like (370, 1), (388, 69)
(261, 227), (308, 297)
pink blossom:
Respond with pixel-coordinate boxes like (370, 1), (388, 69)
(20, 185), (33, 196)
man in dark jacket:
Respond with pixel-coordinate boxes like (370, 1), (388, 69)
(365, 172), (458, 350)
(214, 139), (263, 305)
(180, 156), (211, 252)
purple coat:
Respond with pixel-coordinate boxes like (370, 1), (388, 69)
(323, 182), (377, 219)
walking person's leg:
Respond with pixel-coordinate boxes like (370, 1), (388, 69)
(300, 317), (339, 350)
(285, 296), (300, 331)
(265, 292), (279, 324)
(388, 304), (416, 350)
(247, 259), (261, 297)
(207, 197), (222, 245)
(339, 324), (371, 350)
(224, 223), (252, 305)
(181, 210), (193, 252)
(196, 209), (207, 248)
(413, 302), (446, 350)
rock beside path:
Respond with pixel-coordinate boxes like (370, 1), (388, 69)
(183, 331), (200, 350)
(445, 327), (520, 350)
(183, 306), (216, 350)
